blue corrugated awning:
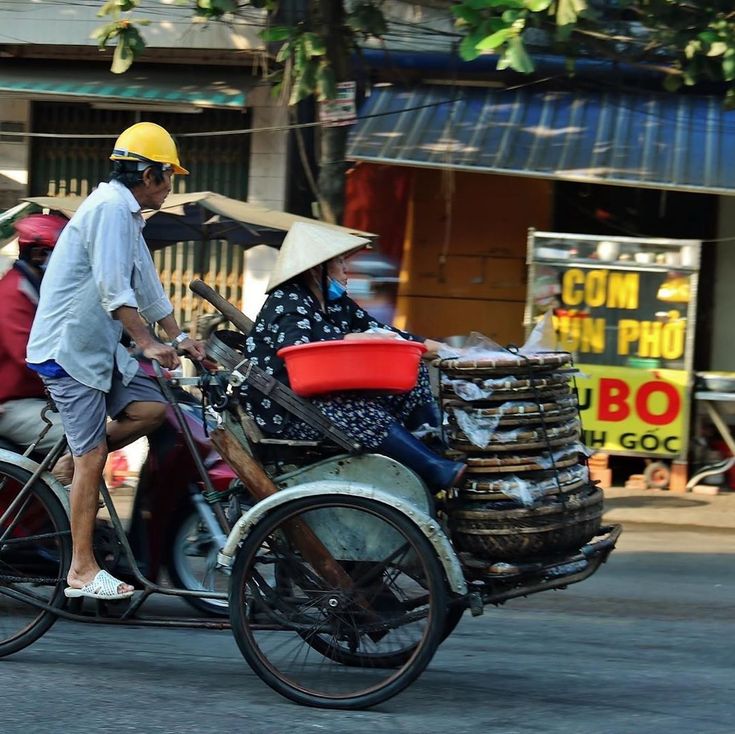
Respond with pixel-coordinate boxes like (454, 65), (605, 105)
(347, 85), (735, 194)
(0, 63), (247, 109)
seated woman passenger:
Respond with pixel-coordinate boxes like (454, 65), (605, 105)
(241, 222), (465, 492)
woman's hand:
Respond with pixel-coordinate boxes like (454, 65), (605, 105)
(421, 338), (448, 358)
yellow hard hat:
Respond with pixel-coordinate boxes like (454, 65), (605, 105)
(110, 122), (188, 175)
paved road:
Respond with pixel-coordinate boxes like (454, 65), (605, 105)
(3, 524), (733, 734)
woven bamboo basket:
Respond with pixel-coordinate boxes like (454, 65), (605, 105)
(448, 485), (603, 560)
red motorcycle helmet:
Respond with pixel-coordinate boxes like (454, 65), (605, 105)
(14, 213), (68, 252)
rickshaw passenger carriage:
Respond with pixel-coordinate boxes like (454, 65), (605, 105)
(0, 280), (621, 711)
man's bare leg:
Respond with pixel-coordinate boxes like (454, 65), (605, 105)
(51, 452), (74, 485)
(65, 441), (133, 594)
(51, 401), (164, 490)
(106, 400), (166, 452)
(65, 402), (164, 592)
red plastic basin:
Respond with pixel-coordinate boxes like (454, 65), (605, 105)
(277, 339), (427, 397)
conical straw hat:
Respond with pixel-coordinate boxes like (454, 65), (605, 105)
(266, 221), (371, 292)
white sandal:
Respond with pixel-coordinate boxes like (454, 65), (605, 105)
(64, 570), (134, 600)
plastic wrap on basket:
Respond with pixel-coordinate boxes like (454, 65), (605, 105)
(452, 407), (504, 448)
(463, 466), (591, 508)
(535, 443), (589, 469)
(443, 378), (496, 402)
(437, 331), (508, 360)
(442, 373), (572, 401)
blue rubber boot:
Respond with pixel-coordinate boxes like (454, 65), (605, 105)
(376, 423), (465, 492)
(404, 401), (441, 431)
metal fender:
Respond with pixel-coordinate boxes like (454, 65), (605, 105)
(0, 448), (70, 514)
(218, 480), (468, 596)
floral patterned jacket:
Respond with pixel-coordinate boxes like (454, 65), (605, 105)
(242, 280), (420, 433)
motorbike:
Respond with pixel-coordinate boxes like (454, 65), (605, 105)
(0, 360), (246, 617)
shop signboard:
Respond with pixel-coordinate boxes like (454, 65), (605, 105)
(526, 230), (701, 459)
(318, 81), (357, 127)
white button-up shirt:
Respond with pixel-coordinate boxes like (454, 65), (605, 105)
(27, 180), (173, 391)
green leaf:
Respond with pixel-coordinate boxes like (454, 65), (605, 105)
(698, 30), (719, 45)
(302, 32), (326, 57)
(685, 39), (700, 60)
(347, 3), (387, 37)
(463, 0), (517, 10)
(452, 5), (480, 25)
(98, 0), (139, 17)
(662, 74), (683, 93)
(459, 33), (485, 61)
(476, 27), (515, 51)
(289, 59), (317, 106)
(505, 36), (534, 73)
(111, 34), (135, 74)
(260, 26), (292, 42)
(682, 67), (698, 87)
(194, 0), (237, 19)
(294, 38), (307, 70)
(316, 63), (337, 101)
(555, 0), (587, 27)
(90, 21), (121, 47)
(707, 42), (728, 58)
(725, 87), (735, 111)
(275, 40), (292, 63)
(523, 0), (552, 10)
(723, 55), (735, 82)
(496, 51), (512, 71)
(501, 9), (522, 23)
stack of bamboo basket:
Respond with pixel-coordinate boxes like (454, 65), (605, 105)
(438, 350), (603, 562)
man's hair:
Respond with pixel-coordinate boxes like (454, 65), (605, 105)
(109, 160), (166, 189)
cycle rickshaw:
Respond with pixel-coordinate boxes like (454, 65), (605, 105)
(0, 281), (620, 709)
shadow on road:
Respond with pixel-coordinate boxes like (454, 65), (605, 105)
(604, 495), (707, 509)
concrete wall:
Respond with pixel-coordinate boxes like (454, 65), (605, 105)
(711, 195), (735, 370)
(241, 86), (287, 319)
(0, 98), (29, 210)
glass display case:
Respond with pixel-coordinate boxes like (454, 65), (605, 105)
(525, 230), (701, 460)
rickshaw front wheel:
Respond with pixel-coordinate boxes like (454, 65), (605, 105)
(229, 493), (448, 710)
(0, 461), (71, 657)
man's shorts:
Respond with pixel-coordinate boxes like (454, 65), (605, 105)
(42, 368), (166, 457)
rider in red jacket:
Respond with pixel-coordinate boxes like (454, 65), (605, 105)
(0, 213), (72, 481)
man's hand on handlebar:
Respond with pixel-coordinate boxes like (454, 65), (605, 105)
(142, 341), (180, 370)
(176, 336), (207, 362)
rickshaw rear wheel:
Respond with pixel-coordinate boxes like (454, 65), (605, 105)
(0, 461), (71, 657)
(229, 493), (448, 709)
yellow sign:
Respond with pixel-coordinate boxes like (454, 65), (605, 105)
(576, 364), (688, 456)
(554, 268), (687, 361)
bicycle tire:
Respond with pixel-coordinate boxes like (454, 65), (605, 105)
(0, 460), (71, 657)
(229, 493), (447, 709)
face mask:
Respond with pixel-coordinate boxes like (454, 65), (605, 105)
(326, 277), (346, 301)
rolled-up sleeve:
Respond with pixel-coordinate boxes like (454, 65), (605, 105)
(133, 237), (173, 324)
(87, 202), (139, 314)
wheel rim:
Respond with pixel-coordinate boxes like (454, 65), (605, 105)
(172, 511), (229, 608)
(0, 467), (69, 650)
(231, 497), (445, 704)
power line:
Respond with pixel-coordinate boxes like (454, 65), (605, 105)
(0, 91), (473, 140)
